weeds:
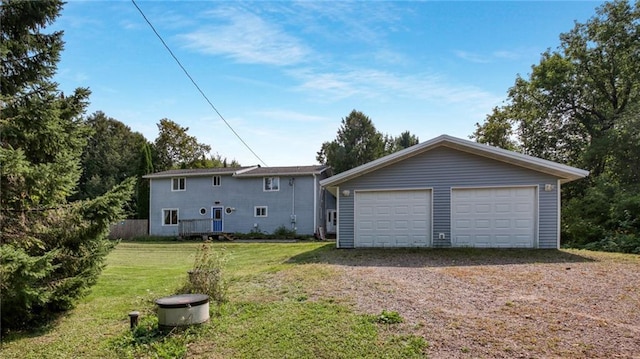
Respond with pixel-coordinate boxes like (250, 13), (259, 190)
(373, 310), (404, 324)
(110, 315), (202, 359)
(182, 242), (228, 303)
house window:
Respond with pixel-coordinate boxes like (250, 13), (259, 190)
(199, 207), (207, 215)
(212, 176), (221, 187)
(172, 177), (186, 191)
(163, 209), (178, 226)
(254, 206), (268, 217)
(263, 177), (279, 191)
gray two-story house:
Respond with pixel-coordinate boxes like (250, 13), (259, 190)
(143, 165), (336, 238)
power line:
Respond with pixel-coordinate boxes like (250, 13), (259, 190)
(131, 0), (268, 167)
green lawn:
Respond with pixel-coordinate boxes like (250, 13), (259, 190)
(1, 241), (427, 358)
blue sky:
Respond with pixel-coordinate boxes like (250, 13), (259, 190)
(53, 1), (605, 166)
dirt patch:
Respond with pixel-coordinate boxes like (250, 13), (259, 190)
(301, 248), (640, 358)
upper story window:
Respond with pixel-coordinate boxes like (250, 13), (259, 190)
(212, 175), (221, 187)
(263, 177), (279, 192)
(172, 177), (186, 191)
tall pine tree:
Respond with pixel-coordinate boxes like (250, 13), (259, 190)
(0, 0), (135, 330)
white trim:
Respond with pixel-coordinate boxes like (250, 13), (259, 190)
(535, 185), (540, 249)
(254, 206), (268, 217)
(148, 179), (153, 222)
(313, 174), (317, 235)
(212, 175), (221, 187)
(557, 179), (562, 249)
(211, 206), (224, 232)
(354, 186), (434, 193)
(335, 186), (340, 248)
(320, 134), (589, 188)
(162, 208), (179, 226)
(171, 177), (186, 191)
(353, 188), (433, 248)
(263, 177), (280, 192)
(450, 184), (537, 190)
(450, 186), (537, 248)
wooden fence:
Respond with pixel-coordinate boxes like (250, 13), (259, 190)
(108, 219), (148, 239)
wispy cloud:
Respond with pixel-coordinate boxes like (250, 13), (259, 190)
(455, 48), (535, 63)
(177, 7), (310, 66)
(454, 50), (491, 64)
(254, 109), (330, 123)
(291, 1), (405, 45)
(290, 67), (500, 107)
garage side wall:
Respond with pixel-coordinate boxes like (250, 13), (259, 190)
(336, 146), (560, 248)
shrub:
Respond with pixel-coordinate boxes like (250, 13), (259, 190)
(273, 225), (296, 239)
(183, 243), (228, 303)
(583, 234), (640, 254)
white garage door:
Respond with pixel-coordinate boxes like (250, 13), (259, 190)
(355, 190), (431, 247)
(452, 187), (536, 248)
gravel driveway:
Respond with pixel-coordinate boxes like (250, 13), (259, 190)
(299, 248), (640, 358)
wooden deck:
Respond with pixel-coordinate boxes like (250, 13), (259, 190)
(178, 219), (235, 240)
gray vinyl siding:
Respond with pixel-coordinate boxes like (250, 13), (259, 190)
(538, 187), (559, 248)
(149, 174), (328, 236)
(336, 146), (560, 248)
(337, 189), (354, 248)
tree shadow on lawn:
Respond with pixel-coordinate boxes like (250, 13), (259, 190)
(287, 243), (596, 268)
(0, 312), (66, 343)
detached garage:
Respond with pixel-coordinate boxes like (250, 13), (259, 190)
(320, 135), (589, 249)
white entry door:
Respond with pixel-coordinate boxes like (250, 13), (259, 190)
(326, 210), (337, 234)
(452, 187), (536, 248)
(355, 189), (431, 247)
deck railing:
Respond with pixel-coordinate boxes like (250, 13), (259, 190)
(179, 219), (216, 237)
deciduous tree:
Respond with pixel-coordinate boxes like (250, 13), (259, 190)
(471, 0), (640, 250)
(153, 118), (212, 171)
(317, 110), (387, 174)
(74, 111), (148, 200)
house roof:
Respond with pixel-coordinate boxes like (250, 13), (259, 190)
(142, 167), (251, 179)
(319, 134), (589, 188)
(233, 165), (330, 177)
(142, 165), (329, 179)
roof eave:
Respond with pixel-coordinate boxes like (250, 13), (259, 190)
(319, 134), (590, 186)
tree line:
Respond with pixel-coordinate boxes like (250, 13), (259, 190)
(73, 114), (239, 220)
(471, 0), (639, 253)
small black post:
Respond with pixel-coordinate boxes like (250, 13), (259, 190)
(128, 311), (140, 329)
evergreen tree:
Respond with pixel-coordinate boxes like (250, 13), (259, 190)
(0, 0), (135, 330)
(390, 130), (419, 152)
(135, 142), (154, 219)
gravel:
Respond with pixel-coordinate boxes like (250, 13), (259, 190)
(306, 248), (640, 358)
